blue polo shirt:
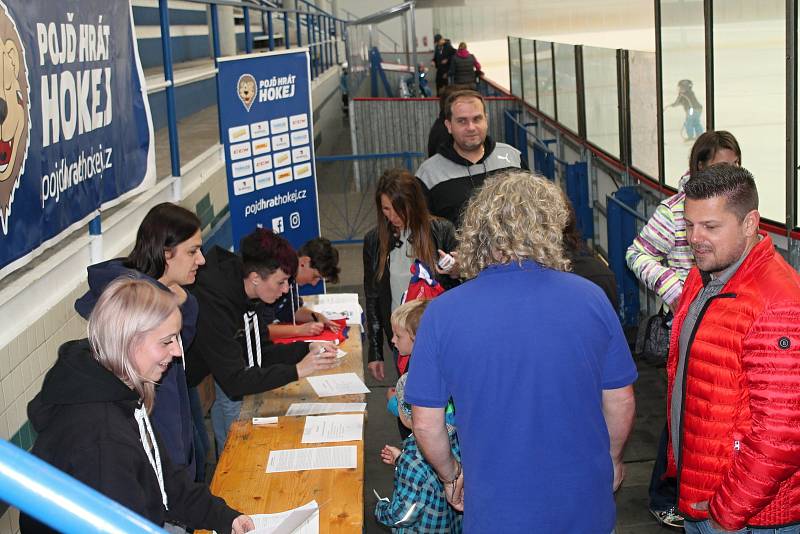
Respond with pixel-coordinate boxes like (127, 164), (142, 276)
(405, 260), (637, 533)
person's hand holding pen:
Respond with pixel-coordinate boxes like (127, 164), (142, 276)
(311, 311), (341, 333)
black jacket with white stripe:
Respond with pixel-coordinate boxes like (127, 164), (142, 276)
(186, 246), (308, 398)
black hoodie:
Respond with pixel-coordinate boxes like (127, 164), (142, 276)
(19, 340), (241, 533)
(415, 135), (525, 227)
(186, 246), (309, 398)
(74, 258), (197, 478)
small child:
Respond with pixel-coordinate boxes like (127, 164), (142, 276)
(375, 374), (462, 533)
(392, 298), (430, 376)
(375, 299), (462, 533)
(386, 299), (430, 440)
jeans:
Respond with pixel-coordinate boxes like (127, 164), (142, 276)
(684, 110), (704, 139)
(649, 424), (678, 511)
(211, 381), (242, 456)
(684, 521), (800, 534)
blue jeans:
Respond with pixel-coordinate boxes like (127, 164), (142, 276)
(684, 520), (800, 534)
(684, 110), (704, 139)
(210, 381), (242, 456)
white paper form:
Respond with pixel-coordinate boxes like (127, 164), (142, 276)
(250, 500), (319, 534)
(301, 414), (364, 444)
(310, 294), (363, 327)
(286, 402), (367, 416)
(306, 373), (370, 397)
(314, 293), (360, 305)
(266, 445), (357, 473)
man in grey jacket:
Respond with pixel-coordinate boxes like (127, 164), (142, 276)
(415, 89), (524, 227)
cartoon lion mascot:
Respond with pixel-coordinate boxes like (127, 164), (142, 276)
(237, 73), (256, 112)
(0, 2), (29, 235)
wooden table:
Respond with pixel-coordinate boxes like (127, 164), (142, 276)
(199, 301), (365, 534)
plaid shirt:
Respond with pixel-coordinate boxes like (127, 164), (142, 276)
(375, 429), (463, 533)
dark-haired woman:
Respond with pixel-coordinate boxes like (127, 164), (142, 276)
(187, 228), (338, 451)
(363, 168), (459, 385)
(74, 202), (207, 484)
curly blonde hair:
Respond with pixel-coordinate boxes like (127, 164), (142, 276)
(456, 171), (570, 278)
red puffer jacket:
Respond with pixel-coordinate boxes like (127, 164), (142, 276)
(665, 233), (800, 530)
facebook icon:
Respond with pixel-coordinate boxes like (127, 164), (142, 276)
(272, 216), (284, 233)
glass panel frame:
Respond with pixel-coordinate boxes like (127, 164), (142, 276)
(521, 38), (537, 108)
(660, 0), (705, 188)
(714, 1), (785, 223)
(508, 37), (522, 98)
(583, 46), (620, 157)
(554, 43), (579, 134)
(535, 40), (556, 118)
(629, 50), (659, 179)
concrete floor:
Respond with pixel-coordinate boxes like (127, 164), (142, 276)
(157, 104), (675, 533)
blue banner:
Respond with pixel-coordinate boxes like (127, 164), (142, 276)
(0, 0), (155, 277)
(216, 49), (321, 256)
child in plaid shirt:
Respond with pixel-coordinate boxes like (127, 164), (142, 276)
(375, 300), (462, 533)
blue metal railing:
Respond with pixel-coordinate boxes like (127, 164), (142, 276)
(155, 0), (346, 177)
(0, 440), (166, 533)
(606, 190), (645, 327)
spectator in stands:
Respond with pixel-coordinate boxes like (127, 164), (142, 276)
(427, 84), (469, 158)
(20, 279), (254, 534)
(74, 202), (207, 484)
(263, 237), (342, 339)
(416, 89), (524, 227)
(668, 165), (800, 533)
(626, 130), (741, 529)
(405, 170), (637, 533)
(431, 34), (455, 95)
(448, 42), (481, 89)
(563, 198), (619, 311)
(364, 169), (459, 385)
(187, 228), (338, 451)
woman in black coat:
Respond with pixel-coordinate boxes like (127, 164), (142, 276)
(363, 168), (459, 383)
(20, 279), (254, 534)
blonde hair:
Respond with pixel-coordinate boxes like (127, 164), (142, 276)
(88, 278), (179, 412)
(390, 299), (431, 337)
(456, 171), (570, 279)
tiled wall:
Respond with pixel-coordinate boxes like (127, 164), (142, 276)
(0, 282), (89, 533)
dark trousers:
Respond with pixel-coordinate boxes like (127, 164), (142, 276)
(435, 70), (449, 95)
(188, 386), (210, 483)
(649, 423), (678, 511)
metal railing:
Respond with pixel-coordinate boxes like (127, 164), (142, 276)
(0, 439), (166, 533)
(155, 0), (345, 179)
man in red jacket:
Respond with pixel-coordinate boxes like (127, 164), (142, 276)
(666, 164), (800, 534)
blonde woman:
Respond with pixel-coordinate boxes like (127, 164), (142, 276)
(404, 171), (637, 533)
(20, 279), (253, 534)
